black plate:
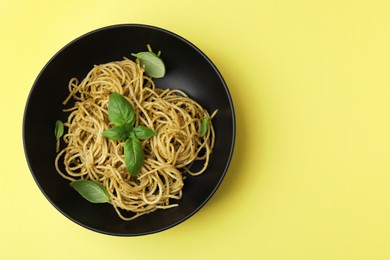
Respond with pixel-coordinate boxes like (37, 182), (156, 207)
(23, 24), (235, 236)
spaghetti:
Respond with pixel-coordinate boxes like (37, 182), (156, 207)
(55, 57), (216, 221)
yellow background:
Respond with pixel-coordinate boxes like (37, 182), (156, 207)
(1, 0), (390, 259)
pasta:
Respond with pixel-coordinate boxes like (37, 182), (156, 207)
(55, 56), (216, 221)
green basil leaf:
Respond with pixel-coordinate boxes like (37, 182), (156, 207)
(124, 137), (144, 176)
(108, 92), (135, 126)
(132, 125), (156, 140)
(199, 116), (209, 137)
(131, 51), (165, 78)
(55, 120), (64, 139)
(102, 124), (133, 140)
(128, 131), (136, 139)
(69, 179), (110, 203)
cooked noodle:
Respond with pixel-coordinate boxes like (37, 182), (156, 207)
(55, 57), (216, 221)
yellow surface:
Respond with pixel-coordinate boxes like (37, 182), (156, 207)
(1, 0), (390, 259)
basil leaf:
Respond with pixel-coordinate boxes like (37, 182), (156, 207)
(69, 179), (110, 203)
(131, 51), (165, 78)
(199, 116), (209, 137)
(124, 137), (144, 176)
(132, 125), (156, 140)
(108, 92), (135, 126)
(128, 131), (136, 139)
(102, 124), (133, 140)
(55, 120), (64, 139)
